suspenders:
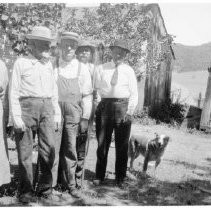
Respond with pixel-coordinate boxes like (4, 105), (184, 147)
(57, 59), (82, 79)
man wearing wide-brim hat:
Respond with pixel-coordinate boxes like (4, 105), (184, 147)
(76, 40), (95, 64)
(53, 31), (93, 198)
(9, 26), (61, 203)
(74, 39), (97, 188)
(93, 39), (138, 187)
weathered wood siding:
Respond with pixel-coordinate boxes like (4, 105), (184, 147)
(143, 4), (174, 116)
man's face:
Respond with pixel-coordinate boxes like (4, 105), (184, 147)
(77, 46), (92, 64)
(111, 46), (127, 64)
(60, 39), (78, 62)
(31, 40), (51, 60)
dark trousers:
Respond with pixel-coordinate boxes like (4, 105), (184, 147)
(95, 98), (131, 181)
(75, 132), (87, 188)
(15, 98), (55, 196)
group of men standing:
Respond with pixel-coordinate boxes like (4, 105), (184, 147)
(0, 25), (138, 204)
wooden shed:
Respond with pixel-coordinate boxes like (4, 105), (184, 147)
(142, 4), (175, 116)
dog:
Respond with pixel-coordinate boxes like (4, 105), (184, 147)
(128, 133), (170, 173)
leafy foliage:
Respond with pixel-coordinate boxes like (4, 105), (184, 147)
(0, 3), (173, 77)
(0, 3), (64, 70)
(133, 107), (157, 126)
(63, 3), (173, 76)
(150, 98), (188, 125)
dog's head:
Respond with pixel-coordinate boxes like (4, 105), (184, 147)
(155, 133), (170, 148)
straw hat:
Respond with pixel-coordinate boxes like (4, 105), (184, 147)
(26, 26), (54, 42)
(60, 31), (79, 42)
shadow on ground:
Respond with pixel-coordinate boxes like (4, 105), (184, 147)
(83, 168), (211, 205)
(0, 159), (211, 206)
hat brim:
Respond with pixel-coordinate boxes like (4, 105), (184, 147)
(26, 34), (54, 42)
(76, 45), (95, 53)
(109, 45), (130, 53)
(60, 36), (79, 42)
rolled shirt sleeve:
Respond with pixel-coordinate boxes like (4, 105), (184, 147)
(51, 67), (61, 124)
(9, 60), (22, 121)
(81, 94), (93, 120)
(93, 65), (102, 91)
(126, 67), (138, 116)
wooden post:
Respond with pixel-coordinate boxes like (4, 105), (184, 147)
(198, 92), (202, 108)
(200, 67), (211, 131)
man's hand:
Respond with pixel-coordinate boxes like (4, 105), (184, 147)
(13, 117), (26, 132)
(80, 118), (89, 133)
(124, 114), (132, 123)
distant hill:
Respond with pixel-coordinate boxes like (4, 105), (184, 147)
(172, 42), (211, 72)
(172, 71), (208, 105)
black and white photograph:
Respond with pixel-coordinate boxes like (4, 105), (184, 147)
(0, 0), (210, 206)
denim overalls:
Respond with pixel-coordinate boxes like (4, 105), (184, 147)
(53, 62), (82, 189)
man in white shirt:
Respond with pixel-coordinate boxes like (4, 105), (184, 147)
(9, 26), (61, 203)
(93, 40), (138, 187)
(0, 60), (11, 187)
(54, 32), (93, 198)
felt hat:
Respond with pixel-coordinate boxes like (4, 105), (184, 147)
(109, 39), (130, 53)
(76, 40), (96, 54)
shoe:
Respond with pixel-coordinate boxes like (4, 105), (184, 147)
(93, 179), (104, 186)
(116, 178), (127, 189)
(38, 193), (61, 203)
(76, 185), (82, 190)
(52, 189), (62, 196)
(19, 192), (37, 204)
(69, 188), (81, 198)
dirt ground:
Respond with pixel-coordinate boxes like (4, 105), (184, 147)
(0, 122), (211, 206)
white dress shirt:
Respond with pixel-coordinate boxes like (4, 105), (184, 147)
(95, 61), (138, 115)
(9, 54), (61, 123)
(0, 60), (9, 114)
(0, 60), (8, 99)
(54, 58), (93, 120)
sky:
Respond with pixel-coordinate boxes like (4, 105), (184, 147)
(159, 2), (211, 46)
